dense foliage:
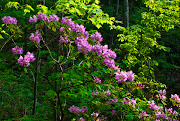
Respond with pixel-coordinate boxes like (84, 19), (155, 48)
(0, 0), (179, 121)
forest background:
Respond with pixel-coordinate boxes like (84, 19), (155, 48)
(0, 0), (179, 120)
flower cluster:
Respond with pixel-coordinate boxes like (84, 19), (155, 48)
(92, 44), (117, 69)
(115, 71), (135, 83)
(104, 89), (111, 96)
(139, 111), (151, 119)
(59, 36), (68, 43)
(91, 91), (99, 97)
(137, 83), (145, 89)
(91, 31), (103, 43)
(107, 97), (118, 105)
(59, 17), (135, 86)
(171, 94), (180, 107)
(91, 112), (99, 117)
(156, 89), (166, 99)
(147, 99), (179, 120)
(29, 15), (37, 23)
(131, 98), (136, 105)
(94, 77), (101, 83)
(75, 36), (93, 53)
(68, 105), (88, 114)
(17, 52), (36, 67)
(29, 13), (59, 23)
(61, 17), (89, 37)
(29, 30), (41, 43)
(12, 46), (23, 55)
(59, 27), (65, 32)
(154, 111), (165, 119)
(148, 100), (163, 111)
(122, 98), (136, 106)
(2, 16), (18, 24)
(171, 94), (180, 102)
(91, 112), (99, 120)
(77, 117), (85, 121)
(111, 110), (117, 115)
(165, 108), (178, 116)
(59, 17), (121, 73)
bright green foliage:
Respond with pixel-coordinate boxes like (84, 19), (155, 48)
(56, 0), (115, 28)
(5, 2), (20, 9)
(114, 0), (179, 85)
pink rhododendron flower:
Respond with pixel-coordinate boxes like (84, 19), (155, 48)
(112, 110), (116, 115)
(94, 77), (101, 83)
(91, 112), (99, 117)
(29, 15), (37, 23)
(29, 30), (41, 43)
(131, 98), (136, 105)
(77, 117), (85, 121)
(68, 105), (88, 114)
(104, 89), (111, 96)
(91, 31), (103, 43)
(115, 71), (128, 83)
(108, 97), (118, 104)
(17, 55), (24, 66)
(139, 111), (149, 119)
(91, 91), (98, 97)
(2, 16), (17, 24)
(59, 27), (65, 32)
(126, 71), (135, 81)
(156, 89), (166, 99)
(17, 52), (36, 67)
(36, 13), (48, 21)
(12, 46), (23, 55)
(137, 83), (144, 89)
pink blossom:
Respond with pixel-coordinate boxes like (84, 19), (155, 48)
(68, 105), (88, 114)
(115, 71), (128, 83)
(36, 13), (48, 21)
(77, 117), (85, 121)
(126, 71), (135, 81)
(17, 56), (24, 66)
(12, 46), (23, 55)
(94, 77), (101, 83)
(131, 98), (136, 105)
(91, 112), (99, 117)
(104, 89), (111, 96)
(2, 16), (17, 24)
(29, 15), (37, 23)
(59, 27), (65, 32)
(91, 31), (103, 43)
(137, 83), (144, 89)
(91, 91), (98, 97)
(29, 30), (41, 43)
(112, 110), (116, 115)
(17, 52), (36, 67)
(139, 111), (149, 119)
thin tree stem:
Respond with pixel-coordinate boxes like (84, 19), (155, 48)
(32, 47), (40, 115)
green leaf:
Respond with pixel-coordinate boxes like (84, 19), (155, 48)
(52, 26), (56, 32)
(0, 34), (3, 39)
(24, 67), (28, 73)
(86, 62), (91, 68)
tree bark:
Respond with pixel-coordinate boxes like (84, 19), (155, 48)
(32, 48), (40, 115)
(123, 0), (129, 28)
(115, 0), (120, 19)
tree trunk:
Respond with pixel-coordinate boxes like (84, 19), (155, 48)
(123, 0), (129, 28)
(115, 0), (119, 19)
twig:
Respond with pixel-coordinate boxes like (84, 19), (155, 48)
(0, 35), (14, 51)
(41, 37), (59, 63)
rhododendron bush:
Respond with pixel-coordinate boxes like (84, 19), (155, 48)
(0, 2), (179, 121)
